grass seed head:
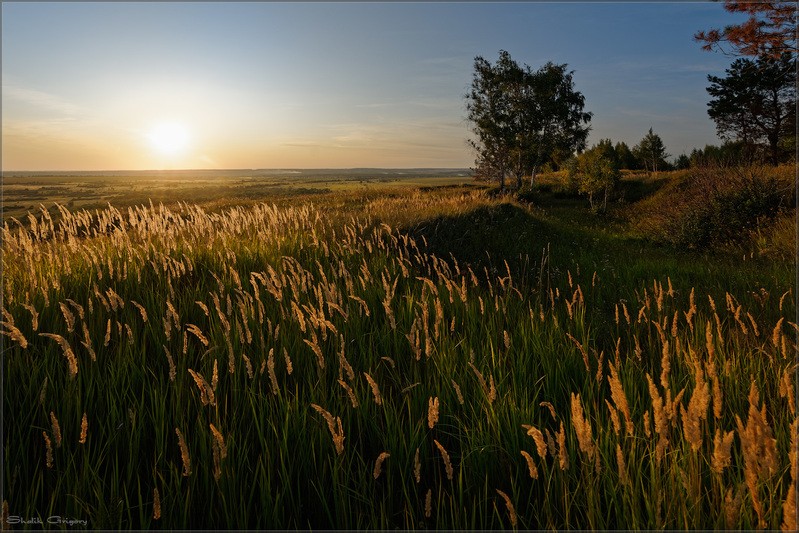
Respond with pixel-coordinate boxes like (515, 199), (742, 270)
(428, 397), (440, 429)
(373, 452), (390, 480)
(79, 413), (88, 444)
(43, 431), (53, 468)
(414, 448), (421, 483)
(433, 439), (453, 480)
(175, 428), (191, 476)
(520, 450), (538, 479)
(153, 487), (161, 520)
(495, 489), (518, 527)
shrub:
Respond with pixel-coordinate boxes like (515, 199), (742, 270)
(655, 165), (790, 248)
(568, 140), (621, 212)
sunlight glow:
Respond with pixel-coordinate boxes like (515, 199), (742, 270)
(147, 122), (191, 155)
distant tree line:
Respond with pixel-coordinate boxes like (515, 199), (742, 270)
(465, 2), (795, 210)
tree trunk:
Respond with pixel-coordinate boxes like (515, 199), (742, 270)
(529, 166), (538, 188)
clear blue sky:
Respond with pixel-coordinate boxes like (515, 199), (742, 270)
(2, 2), (748, 170)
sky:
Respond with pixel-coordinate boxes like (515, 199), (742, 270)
(2, 2), (750, 170)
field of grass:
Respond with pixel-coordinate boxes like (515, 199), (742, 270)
(2, 169), (796, 529)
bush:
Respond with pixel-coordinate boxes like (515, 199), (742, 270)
(658, 166), (790, 248)
(568, 140), (620, 212)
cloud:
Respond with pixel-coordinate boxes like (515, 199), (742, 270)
(2, 85), (82, 116)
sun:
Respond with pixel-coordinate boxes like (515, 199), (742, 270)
(147, 122), (191, 155)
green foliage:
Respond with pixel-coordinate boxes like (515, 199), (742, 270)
(633, 128), (670, 173)
(631, 165), (792, 248)
(706, 52), (796, 164)
(567, 139), (621, 212)
(2, 182), (795, 530)
(465, 50), (592, 189)
(614, 141), (640, 170)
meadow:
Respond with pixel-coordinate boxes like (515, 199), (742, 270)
(2, 168), (796, 529)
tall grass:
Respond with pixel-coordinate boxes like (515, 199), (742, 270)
(2, 189), (796, 529)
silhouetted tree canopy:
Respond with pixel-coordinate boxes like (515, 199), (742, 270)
(465, 50), (591, 190)
(633, 128), (670, 173)
(706, 53), (796, 164)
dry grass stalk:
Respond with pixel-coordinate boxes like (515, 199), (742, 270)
(608, 361), (633, 436)
(557, 422), (569, 470)
(211, 359), (218, 392)
(566, 333), (590, 373)
(153, 487), (161, 520)
(363, 372), (382, 406)
(39, 377), (48, 406)
(523, 425), (548, 459)
(606, 400), (621, 435)
(226, 339), (236, 375)
(39, 333), (78, 378)
(781, 483), (796, 532)
(49, 412), (62, 448)
(424, 489), (432, 518)
(659, 339), (670, 389)
(711, 429), (735, 474)
(79, 413), (88, 444)
(373, 452), (390, 480)
(105, 319), (112, 346)
(706, 357), (723, 420)
(451, 380), (465, 405)
(23, 303), (39, 331)
(433, 439), (454, 480)
(570, 393), (595, 461)
(643, 411), (652, 438)
(414, 448), (421, 483)
(337, 379), (358, 407)
(540, 401), (557, 421)
(209, 423), (227, 459)
(736, 383), (778, 528)
(520, 450), (538, 479)
(683, 369), (710, 452)
(187, 369), (215, 406)
(780, 370), (797, 416)
(185, 324), (210, 346)
(773, 317), (785, 349)
(283, 347), (293, 375)
(236, 350), (250, 379)
(262, 349), (276, 393)
(646, 374), (668, 462)
(338, 337), (354, 381)
(164, 346), (177, 382)
(428, 397), (440, 429)
(495, 489), (518, 527)
(59, 302), (75, 333)
(1, 321), (28, 349)
(175, 428), (191, 476)
(130, 300), (148, 323)
(311, 404), (345, 455)
(43, 431), (53, 468)
(195, 300), (210, 317)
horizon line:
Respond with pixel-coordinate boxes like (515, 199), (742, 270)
(3, 166), (474, 173)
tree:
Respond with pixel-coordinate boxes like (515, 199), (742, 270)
(633, 128), (670, 173)
(706, 53), (796, 165)
(465, 50), (592, 190)
(569, 139), (620, 212)
(614, 141), (640, 170)
(695, 1), (796, 59)
(674, 153), (691, 170)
